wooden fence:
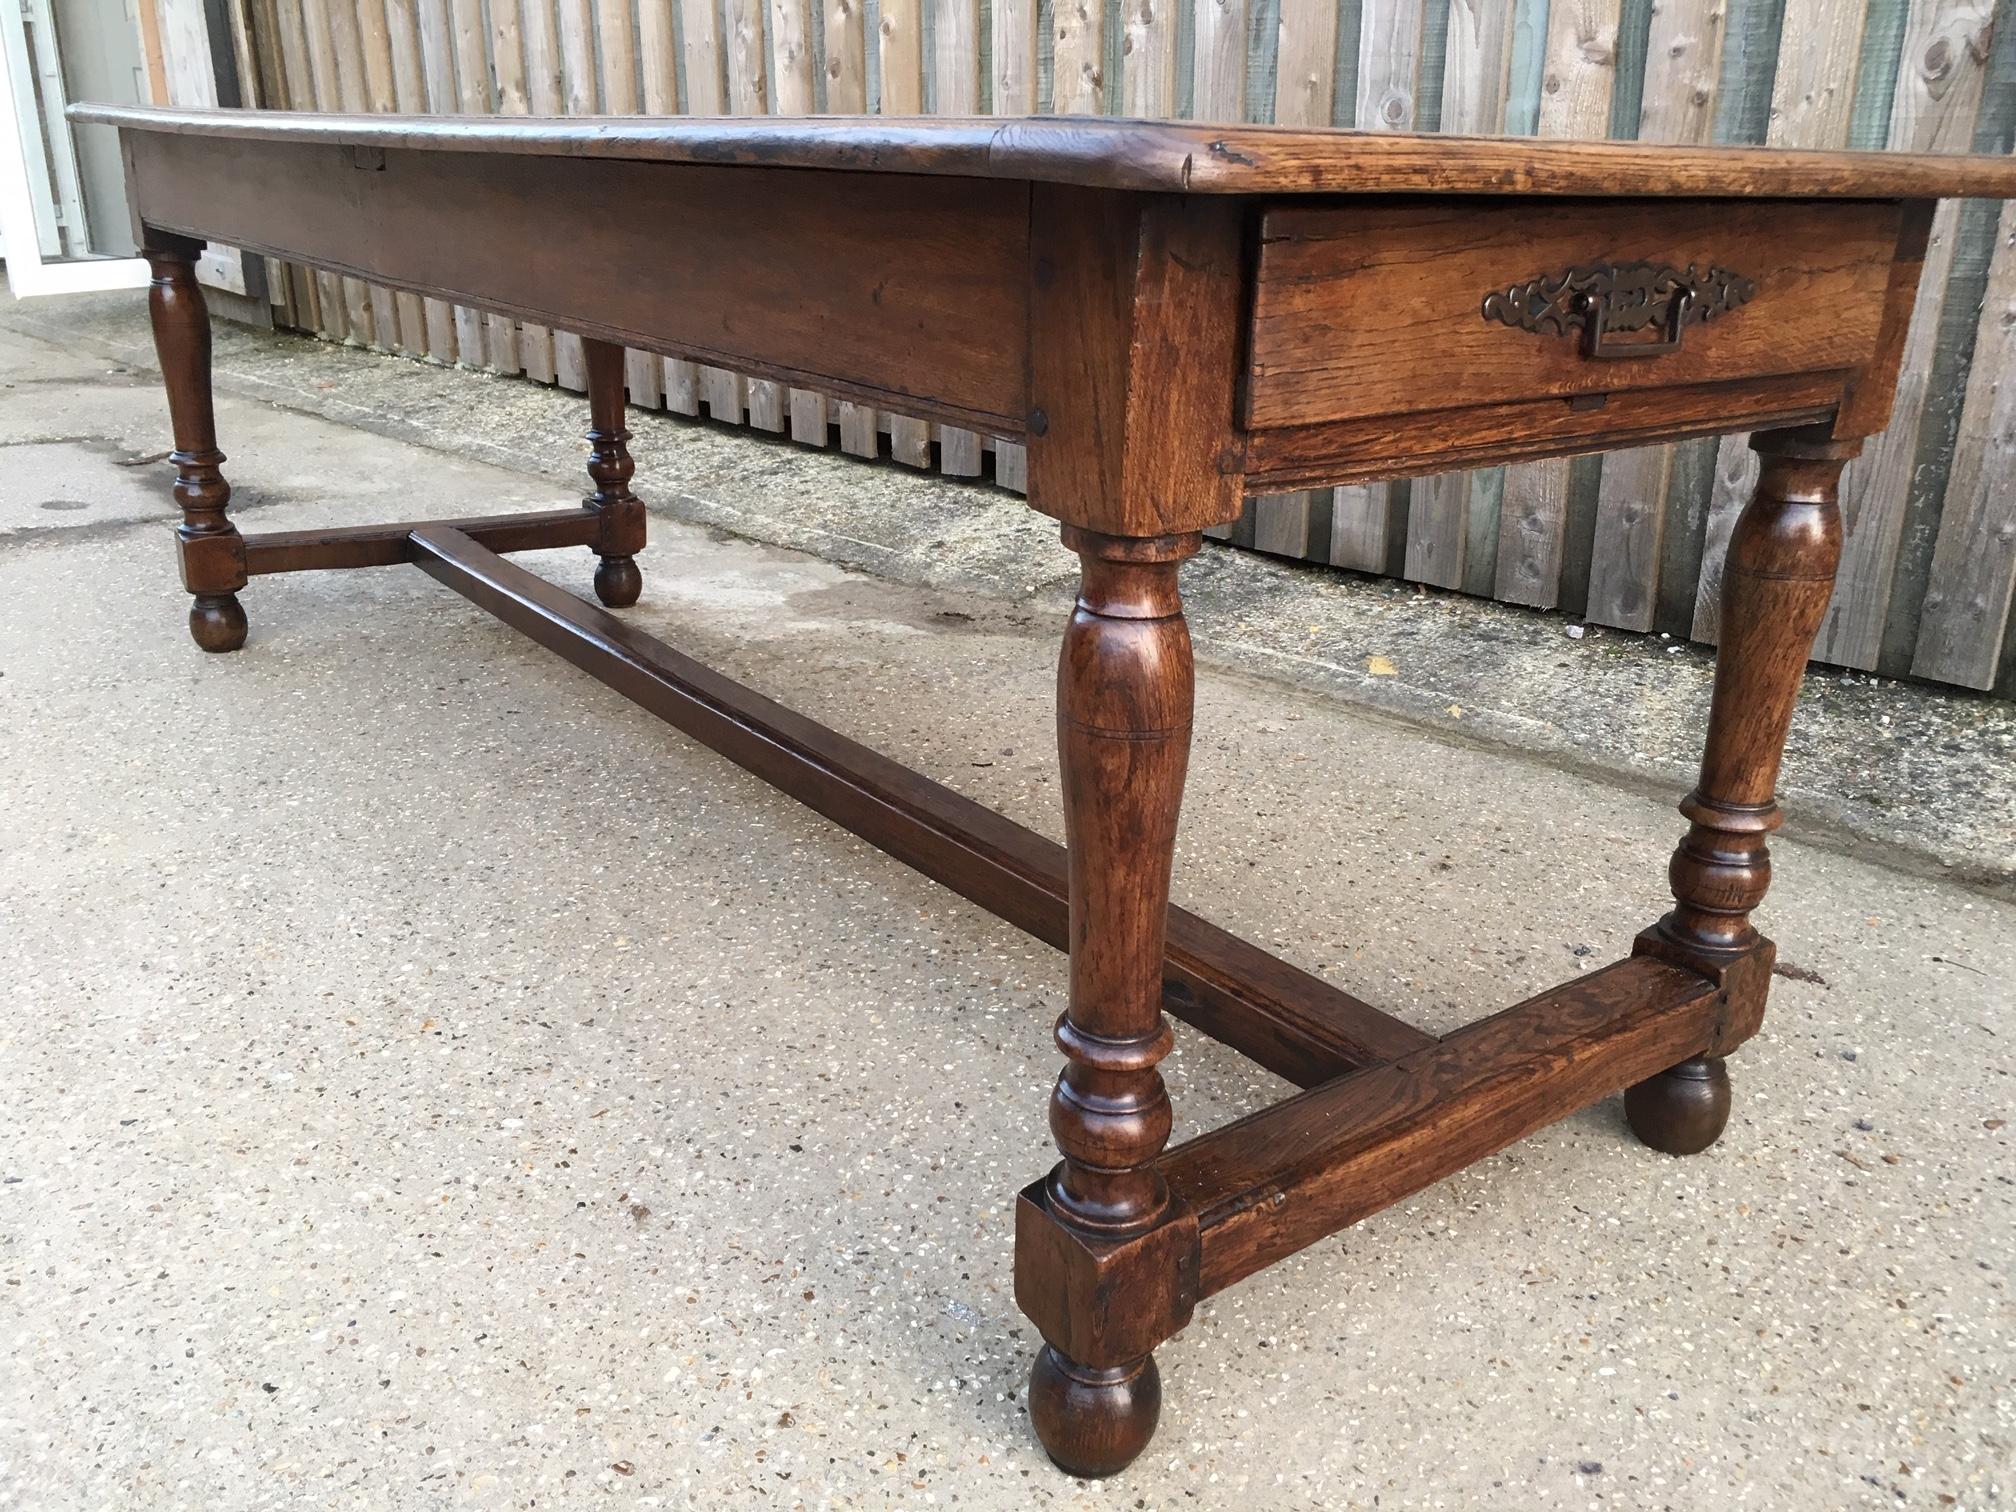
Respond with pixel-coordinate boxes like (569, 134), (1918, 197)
(185, 0), (2016, 692)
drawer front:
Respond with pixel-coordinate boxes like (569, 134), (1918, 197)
(1244, 197), (1903, 431)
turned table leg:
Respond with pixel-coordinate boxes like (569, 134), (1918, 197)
(145, 239), (247, 652)
(1629, 424), (1856, 1155)
(582, 338), (645, 608)
(1018, 528), (1201, 1478)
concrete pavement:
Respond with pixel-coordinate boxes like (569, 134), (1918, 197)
(1, 302), (2011, 1511)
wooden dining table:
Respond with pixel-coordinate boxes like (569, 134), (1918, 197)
(72, 101), (2016, 1477)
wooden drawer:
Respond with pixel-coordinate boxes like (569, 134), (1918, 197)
(1243, 197), (1904, 431)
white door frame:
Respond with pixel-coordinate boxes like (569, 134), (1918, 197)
(0, 0), (146, 296)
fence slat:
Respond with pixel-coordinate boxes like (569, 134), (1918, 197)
(415, 0), (477, 361)
(822, 0), (879, 456)
(1251, 0), (1339, 558)
(988, 0), (1037, 489)
(1195, 0), (1247, 536)
(1052, 0), (1104, 112)
(358, 0), (429, 353)
(299, 0), (378, 341)
(451, 0), (518, 370)
(638, 0), (695, 406)
(934, 0), (985, 474)
(1329, 0), (1423, 575)
(717, 0), (780, 425)
(385, 0), (456, 359)
(1494, 0), (1620, 609)
(878, 0), (935, 466)
(1694, 0), (1868, 642)
(269, 0), (335, 336)
(1192, 0), (1247, 124)
(751, 0), (819, 438)
(685, 0), (752, 421)
(1123, 0), (1177, 115)
(493, 0), (557, 381)
(1911, 195), (2016, 686)
(1580, 0), (1729, 632)
(1403, 0), (1511, 590)
(825, 0), (867, 109)
(587, 0), (662, 408)
(544, 0), (595, 388)
(1819, 0), (1994, 669)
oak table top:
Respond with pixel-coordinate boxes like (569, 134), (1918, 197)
(74, 103), (2016, 199)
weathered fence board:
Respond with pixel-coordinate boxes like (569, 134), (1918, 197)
(1402, 0), (1512, 594)
(1494, 0), (1620, 611)
(196, 0), (2016, 691)
(1913, 195), (2016, 686)
(1820, 0), (1996, 670)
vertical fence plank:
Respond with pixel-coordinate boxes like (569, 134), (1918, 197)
(270, 0), (338, 337)
(992, 0), (1039, 111)
(1438, 0), (1509, 130)
(1354, 0), (1422, 127)
(683, 0), (746, 422)
(1195, 0), (1247, 534)
(827, 0), (868, 109)
(386, 0), (455, 359)
(762, 0), (824, 439)
(1274, 0), (1338, 132)
(594, 0), (663, 408)
(1123, 0), (1177, 114)
(415, 0), (476, 361)
(1404, 0), (1511, 590)
(825, 0), (880, 456)
(245, 0), (303, 323)
(1495, 0), (1621, 609)
(359, 0), (429, 353)
(1251, 0), (1339, 557)
(879, 0), (936, 465)
(1193, 0), (1248, 123)
(546, 0), (595, 388)
(988, 0), (1039, 489)
(1329, 0), (1423, 574)
(720, 0), (783, 427)
(301, 0), (380, 342)
(773, 0), (815, 112)
(1052, 0), (1105, 111)
(1694, 0), (1868, 641)
(934, 0), (985, 474)
(1819, 0), (1994, 669)
(454, 0), (520, 370)
(640, 0), (696, 408)
(1581, 0), (1728, 633)
(1911, 195), (2016, 686)
(493, 0), (558, 380)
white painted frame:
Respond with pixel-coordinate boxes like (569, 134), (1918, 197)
(0, 0), (146, 295)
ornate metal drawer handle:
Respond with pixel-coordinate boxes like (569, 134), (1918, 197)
(1481, 260), (1757, 360)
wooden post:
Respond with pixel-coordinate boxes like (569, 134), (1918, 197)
(1023, 527), (1198, 1479)
(582, 338), (646, 608)
(1630, 423), (1855, 1154)
(146, 239), (247, 652)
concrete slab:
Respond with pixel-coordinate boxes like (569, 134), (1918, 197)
(1, 296), (2011, 1512)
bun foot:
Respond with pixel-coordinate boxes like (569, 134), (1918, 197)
(1626, 1055), (1731, 1155)
(189, 592), (247, 653)
(593, 554), (642, 608)
(1028, 1346), (1160, 1479)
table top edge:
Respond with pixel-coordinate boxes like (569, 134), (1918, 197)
(70, 104), (2016, 200)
